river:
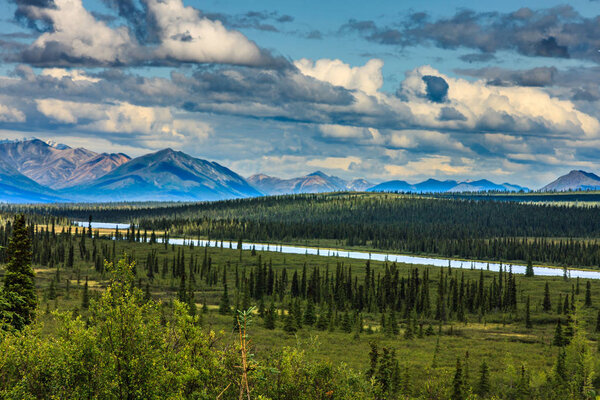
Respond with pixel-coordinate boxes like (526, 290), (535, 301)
(73, 221), (600, 280)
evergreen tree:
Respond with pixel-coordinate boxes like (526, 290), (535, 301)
(303, 299), (316, 326)
(476, 360), (490, 398)
(596, 310), (600, 333)
(542, 282), (552, 312)
(387, 309), (399, 336)
(3, 215), (36, 330)
(584, 281), (592, 307)
(554, 349), (567, 385)
(219, 283), (230, 315)
(525, 258), (534, 277)
(516, 365), (530, 398)
(366, 342), (378, 380)
(81, 276), (90, 310)
(264, 302), (276, 330)
(283, 311), (297, 333)
(451, 358), (464, 400)
(341, 311), (352, 333)
(553, 319), (565, 347)
(315, 307), (328, 331)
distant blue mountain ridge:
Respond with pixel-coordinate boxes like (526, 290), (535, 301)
(3, 138), (600, 203)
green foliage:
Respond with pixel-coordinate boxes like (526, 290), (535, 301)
(3, 214), (36, 330)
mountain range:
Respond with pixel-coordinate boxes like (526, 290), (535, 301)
(0, 138), (130, 189)
(247, 171), (372, 195)
(0, 138), (597, 202)
(367, 178), (529, 194)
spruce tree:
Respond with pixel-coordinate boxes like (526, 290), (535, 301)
(451, 358), (464, 400)
(476, 360), (490, 398)
(283, 311), (297, 333)
(303, 299), (316, 326)
(554, 349), (567, 384)
(219, 283), (230, 315)
(585, 281), (592, 307)
(525, 258), (534, 277)
(366, 342), (378, 380)
(542, 282), (552, 312)
(264, 303), (276, 330)
(516, 365), (530, 398)
(3, 214), (37, 330)
(553, 319), (564, 347)
(81, 276), (90, 309)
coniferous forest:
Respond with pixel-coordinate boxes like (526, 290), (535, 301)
(0, 194), (600, 399)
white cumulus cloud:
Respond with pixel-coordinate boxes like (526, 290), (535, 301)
(294, 58), (384, 95)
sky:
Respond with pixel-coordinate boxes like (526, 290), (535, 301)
(0, 0), (600, 188)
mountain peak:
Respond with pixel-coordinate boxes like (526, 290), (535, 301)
(307, 170), (328, 178)
(45, 139), (71, 150)
(540, 170), (600, 192)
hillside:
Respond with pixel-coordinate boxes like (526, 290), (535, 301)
(540, 170), (600, 192)
(66, 148), (262, 201)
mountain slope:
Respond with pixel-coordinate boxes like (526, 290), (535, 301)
(0, 158), (64, 203)
(369, 178), (529, 193)
(0, 138), (130, 188)
(67, 148), (262, 201)
(247, 171), (371, 195)
(540, 170), (600, 192)
(367, 180), (415, 192)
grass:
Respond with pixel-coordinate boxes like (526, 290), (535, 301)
(4, 236), (600, 391)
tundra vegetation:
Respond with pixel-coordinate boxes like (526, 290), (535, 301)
(0, 193), (600, 399)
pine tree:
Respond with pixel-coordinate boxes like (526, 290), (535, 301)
(387, 309), (399, 336)
(264, 302), (276, 330)
(476, 360), (490, 398)
(525, 258), (534, 277)
(3, 215), (37, 330)
(283, 311), (297, 333)
(585, 281), (592, 307)
(451, 358), (464, 400)
(219, 283), (230, 315)
(303, 299), (316, 326)
(341, 311), (352, 333)
(366, 342), (378, 380)
(516, 365), (530, 398)
(81, 276), (90, 309)
(542, 282), (552, 312)
(315, 307), (328, 331)
(554, 349), (567, 384)
(525, 295), (532, 329)
(553, 319), (565, 347)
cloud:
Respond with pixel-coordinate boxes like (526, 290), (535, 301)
(306, 156), (362, 171)
(147, 0), (270, 66)
(457, 66), (557, 87)
(0, 103), (26, 122)
(384, 155), (473, 177)
(20, 0), (137, 66)
(397, 65), (600, 137)
(422, 75), (449, 103)
(40, 68), (100, 82)
(34, 98), (211, 149)
(294, 58), (384, 95)
(201, 10), (295, 33)
(341, 6), (600, 63)
(12, 0), (282, 68)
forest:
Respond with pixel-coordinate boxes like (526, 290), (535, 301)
(0, 200), (600, 399)
(5, 192), (600, 267)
